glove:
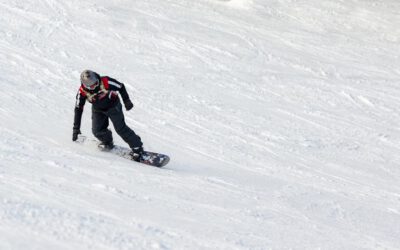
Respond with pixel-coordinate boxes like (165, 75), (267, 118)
(124, 99), (134, 111)
(72, 128), (81, 141)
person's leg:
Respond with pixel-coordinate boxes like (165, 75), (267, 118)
(92, 108), (113, 144)
(107, 102), (143, 149)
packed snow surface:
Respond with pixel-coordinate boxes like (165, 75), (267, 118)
(1, 0), (400, 249)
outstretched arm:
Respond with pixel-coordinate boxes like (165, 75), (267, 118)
(72, 92), (86, 141)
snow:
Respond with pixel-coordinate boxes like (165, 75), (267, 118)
(1, 0), (400, 249)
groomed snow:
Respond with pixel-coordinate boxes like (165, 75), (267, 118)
(1, 0), (400, 249)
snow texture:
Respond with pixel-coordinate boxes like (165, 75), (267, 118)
(1, 0), (400, 249)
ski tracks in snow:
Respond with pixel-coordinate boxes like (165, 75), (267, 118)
(1, 0), (400, 249)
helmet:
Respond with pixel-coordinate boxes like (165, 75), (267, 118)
(80, 70), (99, 90)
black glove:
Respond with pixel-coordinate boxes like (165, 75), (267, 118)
(72, 128), (81, 141)
(124, 99), (134, 111)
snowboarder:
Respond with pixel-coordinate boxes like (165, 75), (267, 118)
(72, 70), (144, 161)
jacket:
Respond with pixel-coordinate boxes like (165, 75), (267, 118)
(73, 75), (131, 131)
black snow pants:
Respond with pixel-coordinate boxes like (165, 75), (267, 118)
(92, 101), (143, 149)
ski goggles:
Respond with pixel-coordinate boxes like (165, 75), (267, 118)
(86, 81), (99, 90)
(83, 79), (99, 90)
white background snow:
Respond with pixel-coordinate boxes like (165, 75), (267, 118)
(1, 0), (400, 249)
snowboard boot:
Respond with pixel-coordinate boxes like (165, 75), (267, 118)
(129, 146), (144, 162)
(98, 141), (114, 151)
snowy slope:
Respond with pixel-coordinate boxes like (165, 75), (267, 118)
(1, 0), (400, 249)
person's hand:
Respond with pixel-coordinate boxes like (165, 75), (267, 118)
(124, 99), (134, 111)
(72, 128), (81, 141)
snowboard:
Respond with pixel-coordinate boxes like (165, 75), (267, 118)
(77, 135), (170, 168)
(99, 144), (170, 168)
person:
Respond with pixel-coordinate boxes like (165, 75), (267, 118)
(72, 70), (144, 161)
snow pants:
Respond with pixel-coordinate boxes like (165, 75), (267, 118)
(92, 102), (143, 149)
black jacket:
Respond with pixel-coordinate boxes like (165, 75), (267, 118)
(73, 75), (131, 130)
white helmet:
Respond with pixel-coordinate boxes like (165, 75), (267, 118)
(80, 70), (99, 90)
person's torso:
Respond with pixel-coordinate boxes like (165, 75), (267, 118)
(80, 77), (119, 111)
